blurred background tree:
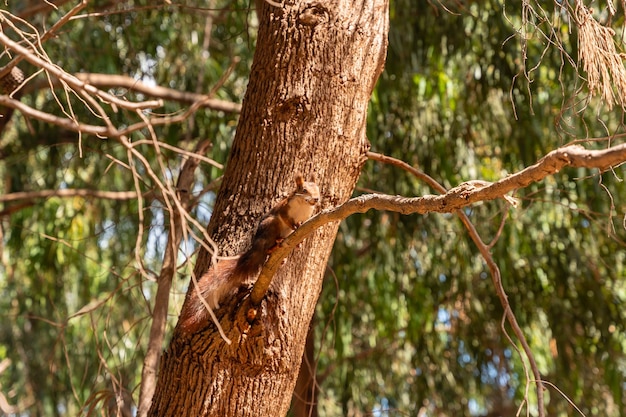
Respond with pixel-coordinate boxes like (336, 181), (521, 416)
(0, 0), (624, 416)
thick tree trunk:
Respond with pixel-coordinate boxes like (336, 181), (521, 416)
(148, 1), (388, 416)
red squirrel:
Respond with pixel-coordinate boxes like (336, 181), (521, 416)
(177, 174), (320, 334)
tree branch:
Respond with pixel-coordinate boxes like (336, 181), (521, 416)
(77, 73), (241, 113)
(0, 2), (87, 80)
(16, 0), (77, 20)
(366, 149), (544, 413)
(0, 94), (122, 137)
(0, 30), (162, 111)
(252, 143), (626, 305)
(26, 73), (241, 114)
(249, 142), (626, 414)
(0, 189), (139, 203)
(0, 95), (213, 140)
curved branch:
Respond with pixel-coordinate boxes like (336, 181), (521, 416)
(249, 142), (626, 417)
(252, 143), (626, 304)
(0, 95), (200, 140)
(368, 150), (544, 413)
(466, 143), (626, 201)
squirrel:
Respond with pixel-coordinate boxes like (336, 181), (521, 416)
(177, 174), (320, 334)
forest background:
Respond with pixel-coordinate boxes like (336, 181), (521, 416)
(1, 0), (625, 416)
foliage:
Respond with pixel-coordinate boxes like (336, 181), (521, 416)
(0, 1), (251, 415)
(320, 0), (626, 415)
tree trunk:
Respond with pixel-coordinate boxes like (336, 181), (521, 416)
(148, 1), (388, 416)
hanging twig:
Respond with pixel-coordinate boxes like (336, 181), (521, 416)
(136, 140), (213, 417)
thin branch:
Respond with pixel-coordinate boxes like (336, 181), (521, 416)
(26, 73), (242, 114)
(369, 150), (545, 414)
(82, 73), (241, 113)
(0, 93), (119, 136)
(366, 151), (446, 192)
(0, 30), (163, 111)
(0, 95), (197, 139)
(0, 92), (233, 144)
(130, 140), (223, 170)
(539, 380), (587, 416)
(0, 10), (238, 114)
(40, 1), (88, 43)
(457, 210), (545, 415)
(0, 0), (87, 79)
(136, 140), (215, 417)
(17, 0), (75, 20)
(0, 189), (139, 203)
(487, 208), (509, 250)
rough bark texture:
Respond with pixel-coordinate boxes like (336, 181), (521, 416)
(148, 1), (388, 416)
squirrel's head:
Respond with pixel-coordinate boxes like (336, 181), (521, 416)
(294, 174), (320, 206)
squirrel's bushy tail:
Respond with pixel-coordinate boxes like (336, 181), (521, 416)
(176, 238), (271, 335)
(176, 258), (238, 335)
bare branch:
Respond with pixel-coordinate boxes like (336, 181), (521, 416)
(22, 73), (242, 114)
(0, 95), (197, 139)
(72, 74), (241, 113)
(0, 2), (85, 81)
(0, 95), (113, 136)
(355, 154), (540, 410)
(0, 30), (163, 111)
(252, 143), (626, 304)
(455, 207), (545, 416)
(0, 189), (139, 203)
(0, 91), (231, 144)
(17, 0), (76, 20)
(463, 143), (626, 203)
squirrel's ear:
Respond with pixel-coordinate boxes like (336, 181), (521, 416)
(295, 173), (304, 187)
